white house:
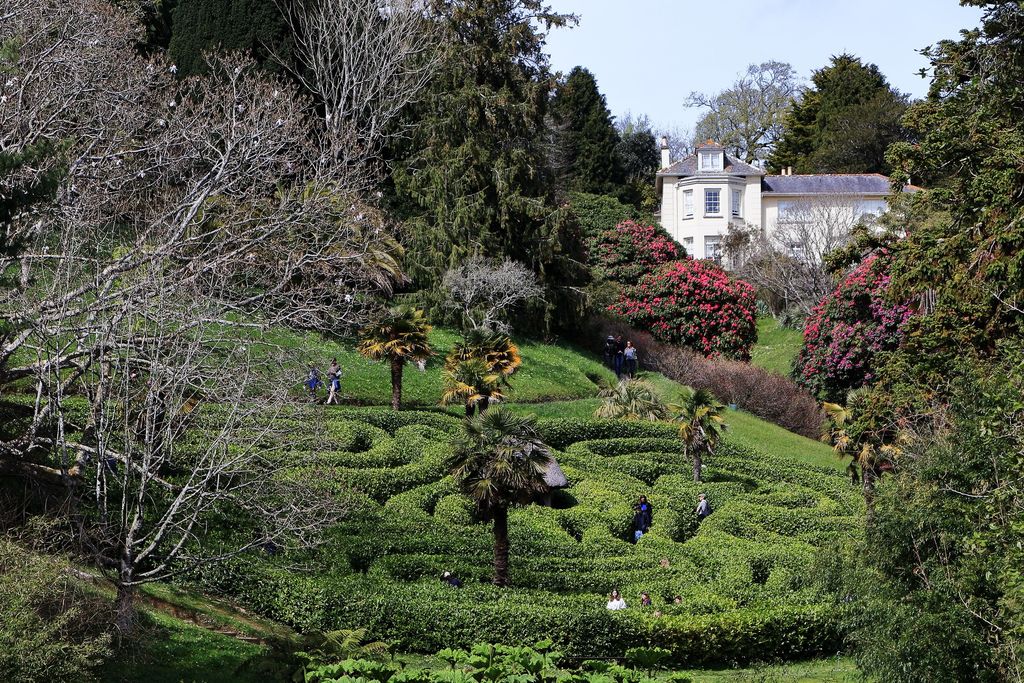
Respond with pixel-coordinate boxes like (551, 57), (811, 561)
(655, 140), (903, 261)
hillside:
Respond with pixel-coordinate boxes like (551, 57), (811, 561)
(749, 317), (803, 377)
(161, 330), (859, 670)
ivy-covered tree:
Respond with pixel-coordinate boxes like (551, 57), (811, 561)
(391, 0), (588, 334)
(549, 66), (623, 194)
(769, 54), (908, 174)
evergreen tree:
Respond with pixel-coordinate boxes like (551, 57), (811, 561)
(549, 66), (623, 194)
(167, 0), (291, 76)
(391, 0), (588, 333)
(769, 54), (908, 174)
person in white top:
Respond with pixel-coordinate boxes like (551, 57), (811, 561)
(606, 589), (627, 610)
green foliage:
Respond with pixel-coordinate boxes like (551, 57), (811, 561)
(594, 379), (668, 422)
(178, 405), (860, 665)
(0, 540), (112, 682)
(167, 0), (291, 76)
(550, 67), (624, 195)
(769, 54), (907, 174)
(569, 192), (652, 242)
(391, 0), (587, 334)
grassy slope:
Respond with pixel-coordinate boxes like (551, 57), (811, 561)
(265, 326), (615, 406)
(749, 317), (803, 376)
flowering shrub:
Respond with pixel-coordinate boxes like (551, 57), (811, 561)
(591, 220), (681, 286)
(794, 252), (913, 401)
(610, 259), (758, 359)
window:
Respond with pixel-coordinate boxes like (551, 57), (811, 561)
(704, 189), (720, 215)
(683, 237), (694, 247)
(683, 190), (694, 218)
(704, 235), (723, 263)
(777, 200), (797, 219)
(731, 189), (741, 217)
(700, 152), (721, 170)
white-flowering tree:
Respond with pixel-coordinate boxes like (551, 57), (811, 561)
(0, 0), (431, 633)
(442, 257), (544, 333)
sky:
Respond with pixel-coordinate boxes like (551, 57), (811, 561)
(544, 0), (984, 137)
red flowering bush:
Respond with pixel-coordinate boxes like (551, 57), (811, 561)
(794, 251), (913, 402)
(590, 220), (681, 286)
(610, 259), (758, 359)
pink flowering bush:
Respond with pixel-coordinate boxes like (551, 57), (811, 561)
(611, 259), (758, 359)
(794, 252), (913, 401)
(591, 220), (681, 286)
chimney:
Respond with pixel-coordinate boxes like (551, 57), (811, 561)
(786, 166), (793, 176)
(660, 136), (671, 169)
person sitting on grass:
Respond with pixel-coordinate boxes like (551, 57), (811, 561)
(606, 589), (627, 610)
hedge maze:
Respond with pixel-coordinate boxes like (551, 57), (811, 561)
(193, 408), (860, 667)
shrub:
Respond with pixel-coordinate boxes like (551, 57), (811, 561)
(591, 220), (682, 287)
(611, 259), (757, 359)
(652, 345), (825, 439)
(794, 251), (913, 402)
(0, 540), (112, 682)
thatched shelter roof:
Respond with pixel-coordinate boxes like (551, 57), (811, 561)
(543, 458), (568, 489)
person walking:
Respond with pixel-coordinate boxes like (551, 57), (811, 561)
(603, 335), (617, 370)
(624, 341), (637, 378)
(326, 358), (341, 405)
(634, 495), (654, 531)
(306, 365), (322, 398)
(613, 335), (625, 379)
(695, 493), (712, 521)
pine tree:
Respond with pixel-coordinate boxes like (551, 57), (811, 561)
(549, 66), (623, 194)
(768, 54), (908, 174)
(391, 0), (588, 333)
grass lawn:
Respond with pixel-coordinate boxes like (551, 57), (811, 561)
(263, 326), (615, 407)
(99, 609), (269, 683)
(750, 317), (803, 376)
(678, 656), (861, 682)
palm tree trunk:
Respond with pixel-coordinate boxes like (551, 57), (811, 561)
(492, 506), (509, 587)
(479, 395), (490, 413)
(390, 357), (403, 411)
(465, 403), (475, 417)
(692, 449), (702, 483)
(862, 463), (877, 522)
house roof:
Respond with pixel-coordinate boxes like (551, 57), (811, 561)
(657, 153), (765, 178)
(542, 458), (568, 488)
(761, 173), (905, 195)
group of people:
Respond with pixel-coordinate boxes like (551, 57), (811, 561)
(631, 493), (712, 543)
(602, 335), (638, 380)
(606, 590), (686, 612)
(306, 358), (343, 404)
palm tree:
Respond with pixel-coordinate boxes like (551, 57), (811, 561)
(670, 388), (727, 482)
(440, 357), (505, 416)
(357, 306), (432, 410)
(446, 330), (522, 382)
(594, 378), (668, 421)
(448, 407), (553, 587)
(822, 400), (899, 520)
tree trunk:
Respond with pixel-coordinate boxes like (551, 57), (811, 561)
(465, 402), (475, 418)
(390, 357), (403, 411)
(478, 395), (490, 413)
(862, 463), (877, 522)
(492, 506), (509, 587)
(692, 450), (702, 483)
(114, 572), (137, 638)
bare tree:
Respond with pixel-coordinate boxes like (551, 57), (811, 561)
(1, 0), (405, 633)
(687, 61), (801, 164)
(724, 194), (875, 318)
(277, 0), (443, 185)
(442, 257), (544, 333)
